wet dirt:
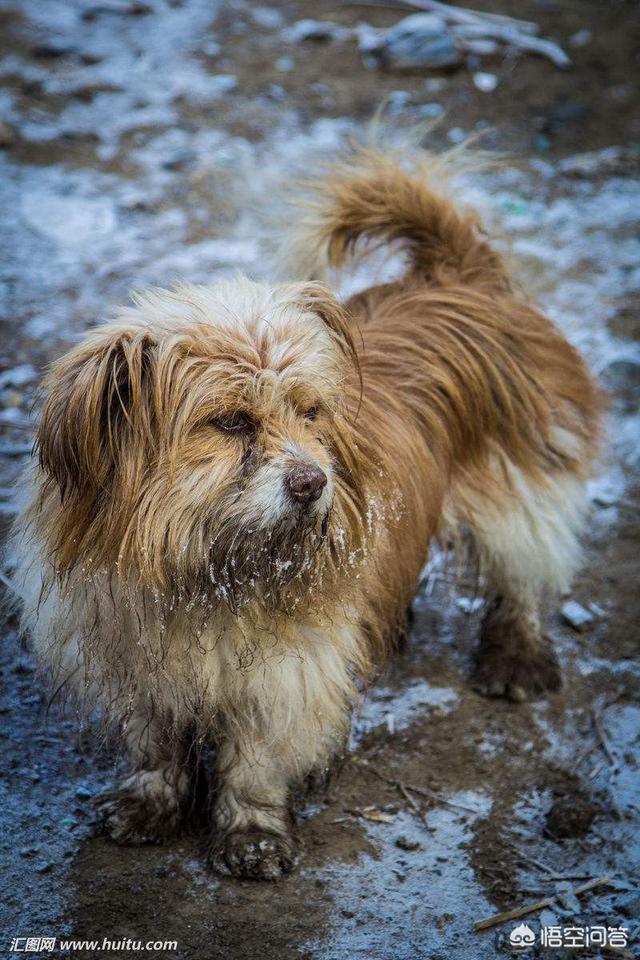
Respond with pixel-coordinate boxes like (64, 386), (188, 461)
(0, 1), (639, 958)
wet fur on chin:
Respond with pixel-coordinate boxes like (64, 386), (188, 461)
(11, 143), (602, 877)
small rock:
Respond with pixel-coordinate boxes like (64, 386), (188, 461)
(417, 102), (444, 118)
(275, 56), (294, 72)
(361, 14), (460, 72)
(545, 793), (599, 839)
(602, 358), (640, 414)
(36, 862), (53, 874)
(249, 6), (283, 29)
(472, 72), (498, 92)
(395, 835), (421, 851)
(607, 294), (640, 342)
(341, 909), (356, 919)
(561, 600), (594, 631)
(614, 890), (640, 919)
(569, 28), (592, 48)
(284, 20), (349, 43)
(448, 127), (466, 144)
(75, 785), (93, 800)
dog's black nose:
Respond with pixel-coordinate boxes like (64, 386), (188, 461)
(286, 465), (327, 506)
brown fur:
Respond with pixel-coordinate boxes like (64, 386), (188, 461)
(11, 144), (602, 879)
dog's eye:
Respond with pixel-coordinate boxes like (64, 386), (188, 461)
(213, 411), (254, 434)
(304, 405), (320, 422)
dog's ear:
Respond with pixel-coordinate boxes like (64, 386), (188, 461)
(297, 282), (358, 368)
(38, 327), (156, 502)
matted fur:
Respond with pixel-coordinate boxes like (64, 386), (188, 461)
(10, 143), (602, 878)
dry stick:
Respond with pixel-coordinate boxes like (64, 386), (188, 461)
(592, 708), (624, 820)
(474, 875), (611, 932)
(398, 782), (430, 826)
(358, 759), (478, 814)
(507, 844), (601, 883)
(592, 708), (617, 767)
(387, 0), (540, 34)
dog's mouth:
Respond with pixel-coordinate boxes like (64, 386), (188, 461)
(204, 506), (333, 614)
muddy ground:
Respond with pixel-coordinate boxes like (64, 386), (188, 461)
(0, 1), (639, 958)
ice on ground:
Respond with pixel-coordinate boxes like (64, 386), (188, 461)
(305, 794), (495, 960)
(354, 678), (460, 741)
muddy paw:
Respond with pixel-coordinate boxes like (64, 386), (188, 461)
(472, 643), (562, 702)
(211, 830), (296, 881)
(96, 771), (184, 845)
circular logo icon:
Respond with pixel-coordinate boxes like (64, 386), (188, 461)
(509, 923), (536, 949)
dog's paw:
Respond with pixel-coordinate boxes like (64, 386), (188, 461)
(472, 643), (562, 702)
(96, 770), (185, 845)
(210, 830), (296, 881)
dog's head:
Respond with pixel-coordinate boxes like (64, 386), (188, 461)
(35, 277), (369, 611)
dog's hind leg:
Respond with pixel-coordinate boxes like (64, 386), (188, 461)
(471, 581), (562, 702)
(97, 709), (194, 844)
(447, 455), (588, 701)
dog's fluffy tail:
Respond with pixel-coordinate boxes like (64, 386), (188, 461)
(282, 145), (509, 290)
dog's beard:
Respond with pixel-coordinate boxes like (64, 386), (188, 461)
(204, 508), (332, 615)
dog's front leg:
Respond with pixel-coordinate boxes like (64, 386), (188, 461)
(97, 709), (193, 845)
(209, 634), (357, 880)
(210, 734), (297, 881)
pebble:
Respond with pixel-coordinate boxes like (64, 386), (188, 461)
(472, 72), (498, 92)
(569, 28), (592, 49)
(275, 57), (294, 72)
(602, 358), (640, 414)
(417, 102), (444, 119)
(361, 14), (459, 71)
(395, 835), (421, 851)
(284, 20), (348, 43)
(448, 127), (466, 144)
(561, 600), (594, 631)
(75, 785), (93, 800)
(249, 6), (283, 30)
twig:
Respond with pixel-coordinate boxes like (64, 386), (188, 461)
(474, 875), (611, 932)
(357, 758), (479, 814)
(592, 708), (617, 767)
(507, 845), (556, 876)
(386, 0), (540, 35)
(398, 782), (429, 824)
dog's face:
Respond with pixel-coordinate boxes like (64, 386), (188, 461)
(36, 277), (369, 610)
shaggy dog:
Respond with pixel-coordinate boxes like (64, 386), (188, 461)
(11, 145), (601, 879)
